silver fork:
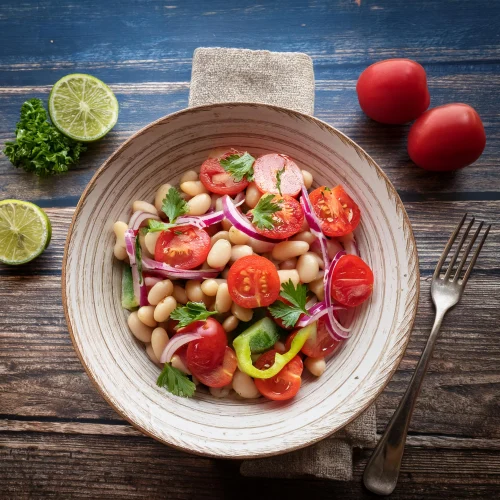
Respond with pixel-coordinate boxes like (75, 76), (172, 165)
(363, 214), (491, 496)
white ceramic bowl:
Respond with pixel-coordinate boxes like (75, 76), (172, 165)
(63, 103), (419, 459)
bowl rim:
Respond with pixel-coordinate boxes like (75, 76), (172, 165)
(62, 102), (420, 458)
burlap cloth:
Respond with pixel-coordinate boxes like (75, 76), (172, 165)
(189, 47), (377, 481)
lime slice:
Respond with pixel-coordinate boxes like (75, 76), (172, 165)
(0, 200), (52, 265)
(48, 73), (119, 142)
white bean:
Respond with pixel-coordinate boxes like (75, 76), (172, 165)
(138, 306), (158, 328)
(222, 315), (239, 332)
(207, 239), (232, 268)
(309, 276), (325, 301)
(207, 147), (229, 158)
(327, 238), (345, 259)
(296, 252), (320, 283)
(231, 303), (253, 322)
(181, 180), (207, 197)
(221, 218), (232, 231)
(187, 193), (211, 216)
(232, 370), (261, 398)
(230, 244), (253, 262)
(154, 183), (171, 213)
(248, 237), (275, 254)
(113, 221), (128, 245)
(302, 169), (313, 189)
(272, 241), (309, 261)
(148, 279), (174, 306)
(277, 269), (300, 286)
(245, 182), (262, 208)
(154, 296), (177, 322)
(172, 285), (188, 304)
(304, 356), (326, 377)
(214, 196), (224, 212)
(279, 258), (297, 270)
(171, 354), (191, 375)
(146, 344), (161, 365)
(215, 283), (232, 313)
(210, 384), (232, 398)
(114, 244), (128, 260)
(132, 200), (158, 216)
(180, 170), (198, 184)
(127, 312), (153, 343)
(144, 231), (160, 256)
(186, 280), (204, 302)
(151, 327), (169, 360)
(229, 226), (249, 245)
(201, 279), (226, 297)
(291, 231), (316, 245)
(211, 231), (230, 246)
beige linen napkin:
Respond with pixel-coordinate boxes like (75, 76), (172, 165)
(188, 47), (377, 481)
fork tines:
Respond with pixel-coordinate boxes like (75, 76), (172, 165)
(433, 213), (491, 285)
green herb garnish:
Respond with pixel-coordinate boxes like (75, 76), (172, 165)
(219, 152), (255, 182)
(249, 194), (283, 230)
(161, 187), (189, 223)
(3, 98), (86, 176)
(170, 301), (218, 328)
(157, 363), (196, 398)
(268, 279), (309, 328)
(135, 232), (143, 283)
(276, 167), (285, 196)
(147, 220), (177, 233)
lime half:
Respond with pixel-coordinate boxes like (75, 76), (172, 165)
(49, 73), (119, 142)
(0, 200), (52, 265)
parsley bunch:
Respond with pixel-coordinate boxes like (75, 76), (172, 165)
(3, 98), (86, 176)
(268, 280), (309, 328)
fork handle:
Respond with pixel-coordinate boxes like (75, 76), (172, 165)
(363, 307), (448, 496)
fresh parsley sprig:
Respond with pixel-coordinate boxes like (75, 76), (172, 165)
(135, 232), (144, 284)
(147, 220), (177, 233)
(161, 187), (189, 223)
(219, 152), (255, 182)
(170, 302), (218, 328)
(157, 362), (196, 398)
(275, 167), (285, 196)
(268, 279), (309, 328)
(249, 194), (283, 230)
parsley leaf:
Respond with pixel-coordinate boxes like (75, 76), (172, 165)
(157, 362), (196, 398)
(219, 152), (255, 182)
(135, 232), (143, 284)
(147, 220), (177, 233)
(268, 279), (309, 328)
(161, 187), (189, 223)
(170, 301), (218, 328)
(249, 194), (283, 230)
(276, 167), (285, 196)
(3, 98), (86, 176)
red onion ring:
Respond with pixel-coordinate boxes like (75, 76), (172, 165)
(339, 232), (359, 256)
(144, 276), (161, 288)
(159, 333), (203, 363)
(142, 257), (222, 279)
(129, 211), (160, 232)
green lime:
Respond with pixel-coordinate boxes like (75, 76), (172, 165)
(0, 200), (52, 265)
(48, 73), (119, 142)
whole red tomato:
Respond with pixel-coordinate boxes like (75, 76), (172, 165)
(408, 103), (486, 171)
(356, 59), (430, 124)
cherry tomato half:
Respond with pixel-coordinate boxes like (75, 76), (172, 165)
(254, 350), (303, 401)
(356, 59), (430, 124)
(285, 317), (341, 358)
(182, 318), (227, 373)
(200, 150), (250, 195)
(192, 347), (237, 388)
(309, 186), (360, 237)
(227, 255), (280, 308)
(330, 255), (374, 307)
(253, 154), (303, 197)
(155, 225), (210, 270)
(253, 195), (304, 240)
(407, 103), (486, 171)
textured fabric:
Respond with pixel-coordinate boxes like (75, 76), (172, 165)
(188, 47), (377, 481)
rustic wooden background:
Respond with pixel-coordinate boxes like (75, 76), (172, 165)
(1, 0), (499, 498)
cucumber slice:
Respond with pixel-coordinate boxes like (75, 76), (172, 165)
(237, 317), (280, 354)
(122, 265), (139, 310)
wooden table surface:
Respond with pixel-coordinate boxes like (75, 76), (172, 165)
(1, 1), (499, 498)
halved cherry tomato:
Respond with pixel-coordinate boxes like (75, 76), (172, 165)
(200, 150), (249, 195)
(227, 255), (280, 308)
(254, 350), (303, 401)
(253, 195), (304, 240)
(154, 225), (210, 270)
(309, 185), (360, 237)
(253, 154), (303, 197)
(285, 317), (341, 358)
(181, 318), (227, 373)
(191, 347), (237, 388)
(330, 255), (374, 307)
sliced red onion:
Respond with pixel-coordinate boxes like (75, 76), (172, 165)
(142, 256), (222, 279)
(129, 211), (160, 232)
(176, 211), (225, 229)
(159, 332), (203, 363)
(305, 296), (318, 310)
(339, 232), (359, 256)
(222, 195), (276, 243)
(144, 276), (161, 288)
(124, 229), (137, 265)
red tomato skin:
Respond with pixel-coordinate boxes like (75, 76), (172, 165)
(287, 317), (341, 358)
(330, 255), (374, 307)
(356, 59), (430, 124)
(200, 150), (249, 195)
(408, 103), (486, 171)
(227, 255), (281, 308)
(192, 347), (237, 388)
(253, 154), (303, 197)
(254, 195), (304, 240)
(254, 350), (303, 401)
